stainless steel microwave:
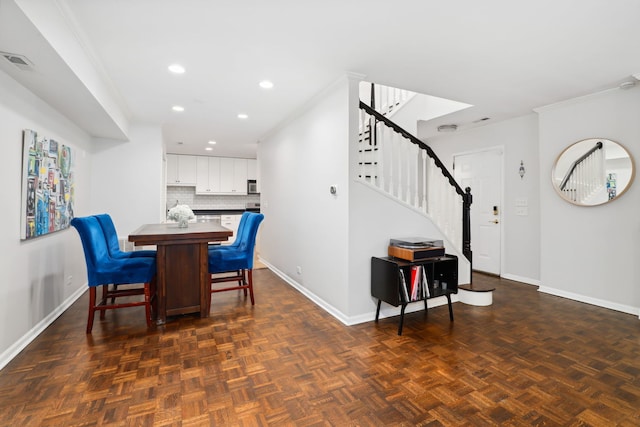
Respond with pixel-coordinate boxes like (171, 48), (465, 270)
(247, 180), (258, 194)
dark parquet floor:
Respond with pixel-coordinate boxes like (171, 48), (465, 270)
(0, 269), (639, 426)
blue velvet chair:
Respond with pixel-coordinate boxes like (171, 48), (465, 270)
(94, 213), (156, 304)
(208, 211), (251, 250)
(208, 212), (264, 305)
(94, 213), (156, 259)
(71, 216), (157, 333)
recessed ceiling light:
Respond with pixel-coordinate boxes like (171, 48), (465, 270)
(205, 147), (213, 151)
(237, 113), (248, 119)
(168, 64), (185, 74)
(172, 105), (184, 112)
(259, 80), (274, 89)
(208, 140), (217, 145)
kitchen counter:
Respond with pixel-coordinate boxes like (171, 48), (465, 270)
(193, 208), (260, 216)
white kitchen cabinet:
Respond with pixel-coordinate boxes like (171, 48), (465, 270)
(219, 158), (247, 194)
(195, 157), (221, 194)
(233, 158), (248, 193)
(247, 159), (257, 180)
(166, 154), (197, 186)
(221, 214), (241, 245)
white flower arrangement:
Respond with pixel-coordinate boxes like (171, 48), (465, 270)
(167, 204), (195, 221)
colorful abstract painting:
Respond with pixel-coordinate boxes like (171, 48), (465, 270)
(20, 129), (75, 240)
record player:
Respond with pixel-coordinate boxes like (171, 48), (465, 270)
(388, 237), (445, 261)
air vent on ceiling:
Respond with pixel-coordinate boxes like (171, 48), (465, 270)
(0, 52), (34, 71)
(437, 124), (458, 132)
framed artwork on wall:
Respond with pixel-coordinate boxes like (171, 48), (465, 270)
(20, 129), (75, 240)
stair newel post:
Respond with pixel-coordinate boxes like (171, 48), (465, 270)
(370, 83), (377, 149)
(462, 186), (473, 270)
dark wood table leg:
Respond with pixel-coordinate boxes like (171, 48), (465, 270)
(446, 293), (454, 321)
(375, 299), (382, 322)
(156, 245), (167, 325)
(199, 242), (211, 317)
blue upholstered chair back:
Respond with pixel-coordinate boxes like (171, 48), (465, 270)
(94, 213), (156, 259)
(231, 211), (251, 247)
(71, 216), (156, 288)
(209, 211), (251, 250)
(208, 213), (264, 273)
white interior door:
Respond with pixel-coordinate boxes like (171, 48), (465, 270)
(454, 148), (502, 275)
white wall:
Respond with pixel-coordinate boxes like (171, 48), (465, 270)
(0, 69), (92, 367)
(423, 114), (541, 284)
(259, 76), (471, 323)
(348, 182), (471, 322)
(90, 125), (164, 236)
(0, 68), (165, 369)
(258, 77), (351, 317)
(537, 87), (640, 316)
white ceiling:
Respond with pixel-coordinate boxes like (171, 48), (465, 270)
(2, 0), (640, 158)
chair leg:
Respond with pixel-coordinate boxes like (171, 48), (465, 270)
(144, 282), (152, 329)
(100, 285), (108, 320)
(240, 270), (248, 296)
(111, 284), (118, 304)
(87, 287), (97, 334)
(247, 269), (255, 305)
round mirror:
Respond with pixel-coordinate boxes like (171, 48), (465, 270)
(552, 138), (635, 206)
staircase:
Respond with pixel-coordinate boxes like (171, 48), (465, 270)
(357, 85), (472, 266)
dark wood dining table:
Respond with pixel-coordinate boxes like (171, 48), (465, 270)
(128, 222), (232, 324)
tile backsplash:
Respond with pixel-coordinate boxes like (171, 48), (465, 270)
(166, 186), (260, 211)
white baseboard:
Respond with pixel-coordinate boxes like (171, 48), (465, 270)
(0, 285), (86, 371)
(260, 259), (353, 326)
(500, 273), (540, 286)
(259, 257), (457, 326)
(538, 286), (640, 318)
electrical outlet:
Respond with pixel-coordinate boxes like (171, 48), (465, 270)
(296, 266), (302, 275)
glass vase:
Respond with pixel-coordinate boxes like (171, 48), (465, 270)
(177, 214), (189, 228)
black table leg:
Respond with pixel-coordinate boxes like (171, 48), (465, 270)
(398, 303), (407, 335)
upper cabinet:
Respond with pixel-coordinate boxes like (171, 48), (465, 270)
(166, 154), (197, 186)
(247, 159), (257, 181)
(219, 158), (248, 194)
(195, 157), (221, 194)
(189, 155), (249, 195)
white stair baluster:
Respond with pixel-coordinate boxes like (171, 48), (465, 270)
(421, 150), (427, 213)
(412, 144), (420, 209)
(396, 133), (402, 198)
(377, 124), (384, 191)
(405, 140), (411, 204)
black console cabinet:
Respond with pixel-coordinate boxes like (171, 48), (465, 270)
(371, 255), (458, 335)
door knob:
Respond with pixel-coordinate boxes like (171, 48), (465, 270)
(488, 219), (499, 224)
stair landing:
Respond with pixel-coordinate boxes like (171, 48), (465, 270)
(458, 282), (495, 306)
